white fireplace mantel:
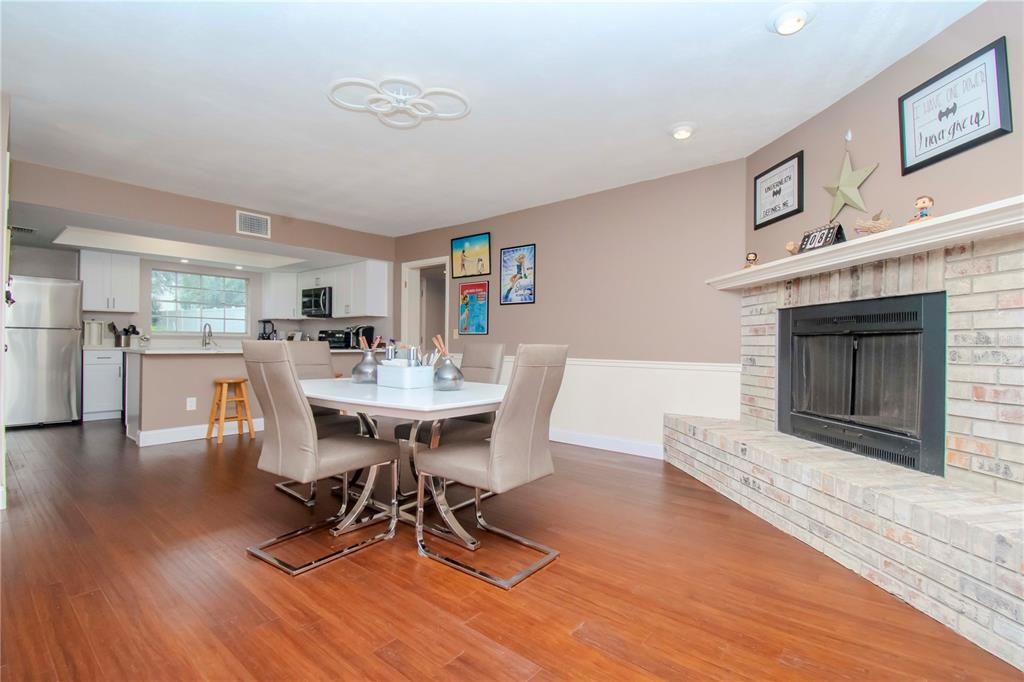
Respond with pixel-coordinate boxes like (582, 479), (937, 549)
(707, 195), (1024, 292)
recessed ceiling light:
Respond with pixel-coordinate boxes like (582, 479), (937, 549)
(671, 123), (694, 140)
(769, 4), (814, 36)
(180, 259), (189, 263)
(235, 265), (244, 270)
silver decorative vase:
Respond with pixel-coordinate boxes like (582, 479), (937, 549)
(433, 356), (464, 391)
(351, 350), (379, 384)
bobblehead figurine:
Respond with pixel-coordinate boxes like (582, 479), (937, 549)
(909, 195), (934, 223)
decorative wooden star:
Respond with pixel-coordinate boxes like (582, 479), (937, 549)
(824, 151), (878, 221)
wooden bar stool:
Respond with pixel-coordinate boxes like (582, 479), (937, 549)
(206, 377), (256, 444)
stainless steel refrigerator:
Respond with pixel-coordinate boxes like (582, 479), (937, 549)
(4, 276), (82, 426)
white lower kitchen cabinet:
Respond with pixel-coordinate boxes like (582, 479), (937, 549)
(83, 350), (124, 421)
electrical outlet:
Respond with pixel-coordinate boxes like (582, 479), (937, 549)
(186, 397), (197, 411)
(453, 328), (459, 338)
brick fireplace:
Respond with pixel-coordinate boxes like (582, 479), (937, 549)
(738, 234), (1022, 495)
(664, 197), (1024, 670)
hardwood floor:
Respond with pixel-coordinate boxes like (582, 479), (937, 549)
(2, 421), (1018, 681)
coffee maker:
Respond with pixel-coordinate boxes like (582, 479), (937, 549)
(351, 325), (374, 348)
(257, 319), (278, 340)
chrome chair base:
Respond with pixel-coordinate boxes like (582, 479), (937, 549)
(414, 474), (559, 590)
(275, 474), (349, 508)
(248, 461), (398, 576)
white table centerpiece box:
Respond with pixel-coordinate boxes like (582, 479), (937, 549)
(376, 365), (435, 389)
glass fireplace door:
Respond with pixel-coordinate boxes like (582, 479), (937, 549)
(852, 333), (922, 437)
(791, 332), (922, 438)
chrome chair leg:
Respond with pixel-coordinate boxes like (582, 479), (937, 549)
(414, 474), (559, 589)
(247, 460), (399, 577)
(276, 474), (350, 508)
(275, 479), (316, 507)
(426, 474), (479, 550)
(328, 462), (390, 537)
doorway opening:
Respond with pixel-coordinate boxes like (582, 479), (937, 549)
(400, 256), (449, 351)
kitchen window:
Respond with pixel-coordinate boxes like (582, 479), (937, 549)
(151, 270), (248, 334)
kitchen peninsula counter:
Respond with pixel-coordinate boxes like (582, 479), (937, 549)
(125, 345), (378, 446)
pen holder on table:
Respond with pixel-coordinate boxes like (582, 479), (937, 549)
(351, 350), (379, 384)
(433, 357), (464, 391)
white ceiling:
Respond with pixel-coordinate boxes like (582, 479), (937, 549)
(2, 2), (980, 237)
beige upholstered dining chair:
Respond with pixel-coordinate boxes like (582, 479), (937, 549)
(413, 344), (568, 589)
(272, 341), (363, 507)
(242, 341), (399, 576)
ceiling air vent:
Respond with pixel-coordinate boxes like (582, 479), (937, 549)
(8, 225), (35, 234)
(235, 210), (271, 239)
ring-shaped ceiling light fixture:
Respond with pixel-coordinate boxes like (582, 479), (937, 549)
(327, 77), (471, 129)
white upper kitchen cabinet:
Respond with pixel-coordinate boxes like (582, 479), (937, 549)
(80, 250), (140, 312)
(347, 260), (389, 317)
(298, 269), (333, 290)
(294, 260), (388, 318)
(331, 265), (354, 317)
(261, 271), (300, 319)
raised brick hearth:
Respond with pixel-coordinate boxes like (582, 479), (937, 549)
(667, 211), (1024, 669)
(664, 416), (1023, 669)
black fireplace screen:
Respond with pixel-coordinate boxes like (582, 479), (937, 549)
(793, 333), (922, 438)
(778, 293), (945, 475)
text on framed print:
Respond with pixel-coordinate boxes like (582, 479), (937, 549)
(899, 36), (1012, 175)
(753, 150), (804, 230)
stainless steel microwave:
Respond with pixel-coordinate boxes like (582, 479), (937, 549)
(301, 286), (332, 318)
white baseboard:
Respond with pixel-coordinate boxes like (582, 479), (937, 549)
(550, 428), (663, 460)
(136, 418), (265, 447)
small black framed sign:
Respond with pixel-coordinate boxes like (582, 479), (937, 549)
(798, 223), (846, 253)
(898, 36), (1013, 176)
(753, 150), (804, 230)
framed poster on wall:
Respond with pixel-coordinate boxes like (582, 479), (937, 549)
(753, 151), (803, 230)
(499, 244), (535, 305)
(450, 232), (491, 278)
(458, 281), (489, 335)
(898, 36), (1013, 175)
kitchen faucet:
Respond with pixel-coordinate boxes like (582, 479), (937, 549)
(202, 322), (214, 350)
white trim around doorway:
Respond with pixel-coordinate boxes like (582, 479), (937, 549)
(400, 255), (449, 350)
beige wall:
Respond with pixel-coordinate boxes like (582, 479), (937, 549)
(10, 244), (78, 279)
(746, 2), (1024, 260)
(10, 161), (396, 262)
(395, 160), (746, 363)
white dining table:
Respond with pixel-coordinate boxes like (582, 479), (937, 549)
(301, 377), (506, 423)
(300, 377), (506, 548)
